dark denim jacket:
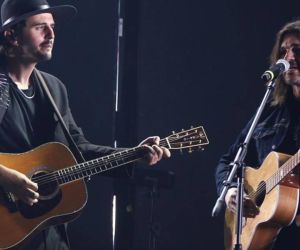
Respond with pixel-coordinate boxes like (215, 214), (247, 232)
(215, 102), (291, 195)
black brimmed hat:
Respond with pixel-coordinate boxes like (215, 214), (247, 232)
(0, 0), (77, 32)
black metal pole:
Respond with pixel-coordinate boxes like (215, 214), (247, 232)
(113, 0), (140, 249)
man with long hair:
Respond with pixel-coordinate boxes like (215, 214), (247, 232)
(216, 20), (300, 249)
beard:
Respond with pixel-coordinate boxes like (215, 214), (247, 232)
(19, 42), (53, 63)
(283, 72), (300, 86)
(34, 50), (52, 61)
(30, 45), (53, 62)
(285, 78), (300, 86)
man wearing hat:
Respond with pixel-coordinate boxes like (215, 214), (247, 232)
(0, 0), (170, 249)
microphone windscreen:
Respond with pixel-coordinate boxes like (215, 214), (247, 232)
(276, 59), (290, 72)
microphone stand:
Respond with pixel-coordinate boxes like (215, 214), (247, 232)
(212, 79), (276, 249)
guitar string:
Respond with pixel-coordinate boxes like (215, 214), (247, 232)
(32, 144), (158, 185)
(32, 134), (198, 185)
(34, 132), (204, 185)
(31, 129), (204, 184)
(36, 156), (146, 186)
(247, 154), (295, 201)
(254, 158), (293, 198)
(34, 148), (146, 185)
(248, 162), (287, 200)
(34, 132), (206, 186)
(32, 132), (205, 185)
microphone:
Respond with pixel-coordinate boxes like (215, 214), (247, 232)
(261, 59), (290, 82)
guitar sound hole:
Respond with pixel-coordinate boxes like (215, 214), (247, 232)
(32, 171), (59, 200)
(255, 181), (266, 207)
(18, 170), (62, 219)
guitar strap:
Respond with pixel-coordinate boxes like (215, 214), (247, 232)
(34, 69), (86, 250)
(34, 69), (86, 164)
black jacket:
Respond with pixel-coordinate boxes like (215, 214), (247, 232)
(0, 69), (120, 160)
(215, 99), (298, 195)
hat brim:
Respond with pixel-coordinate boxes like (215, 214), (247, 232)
(0, 5), (77, 32)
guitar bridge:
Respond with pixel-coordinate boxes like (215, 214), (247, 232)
(279, 173), (300, 189)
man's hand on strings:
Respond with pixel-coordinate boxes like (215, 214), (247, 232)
(225, 187), (259, 218)
(138, 136), (171, 165)
(0, 165), (39, 206)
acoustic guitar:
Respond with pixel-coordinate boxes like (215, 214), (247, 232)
(224, 150), (300, 250)
(0, 126), (209, 250)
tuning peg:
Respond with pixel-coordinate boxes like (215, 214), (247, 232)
(172, 131), (175, 134)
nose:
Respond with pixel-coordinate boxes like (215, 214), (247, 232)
(284, 48), (295, 61)
(45, 25), (55, 39)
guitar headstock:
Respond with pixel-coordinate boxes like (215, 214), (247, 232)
(163, 126), (209, 152)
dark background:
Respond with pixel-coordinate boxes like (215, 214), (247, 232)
(16, 0), (300, 249)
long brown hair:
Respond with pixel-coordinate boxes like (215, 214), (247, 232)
(270, 21), (300, 106)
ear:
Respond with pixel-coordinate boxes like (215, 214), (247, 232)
(3, 30), (19, 46)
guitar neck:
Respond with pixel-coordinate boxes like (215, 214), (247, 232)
(55, 139), (169, 185)
(33, 126), (208, 187)
(267, 150), (300, 192)
(55, 147), (141, 184)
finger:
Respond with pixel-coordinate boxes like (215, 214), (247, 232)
(146, 136), (160, 146)
(25, 178), (38, 191)
(242, 199), (260, 217)
(225, 188), (237, 207)
(142, 145), (156, 155)
(244, 200), (255, 209)
(148, 153), (159, 165)
(139, 136), (160, 146)
(230, 196), (237, 205)
(152, 145), (163, 161)
(244, 199), (259, 211)
(20, 196), (38, 206)
(230, 201), (236, 209)
(18, 188), (39, 203)
(228, 200), (237, 213)
(153, 136), (160, 145)
(161, 147), (171, 158)
(26, 188), (39, 199)
(229, 204), (236, 213)
(141, 145), (158, 165)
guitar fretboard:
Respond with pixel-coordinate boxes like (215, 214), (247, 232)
(59, 147), (145, 184)
(37, 146), (147, 186)
(32, 126), (208, 187)
(266, 150), (300, 193)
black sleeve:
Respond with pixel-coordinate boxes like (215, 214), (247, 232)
(215, 119), (259, 195)
(66, 107), (121, 159)
(43, 71), (132, 177)
(65, 108), (133, 178)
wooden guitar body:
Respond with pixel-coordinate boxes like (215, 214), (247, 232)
(0, 126), (208, 249)
(225, 152), (299, 250)
(0, 143), (87, 250)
